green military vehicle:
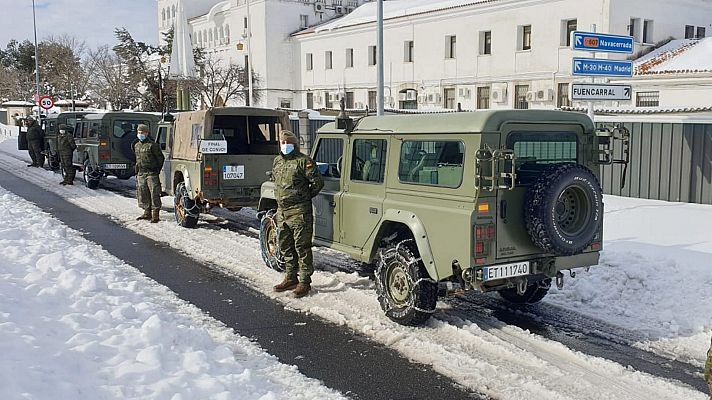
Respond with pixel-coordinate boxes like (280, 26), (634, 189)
(155, 107), (289, 228)
(258, 109), (629, 325)
(72, 112), (161, 189)
(42, 112), (92, 170)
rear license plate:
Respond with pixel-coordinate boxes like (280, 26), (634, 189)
(483, 261), (530, 281)
(102, 163), (127, 170)
(223, 165), (245, 180)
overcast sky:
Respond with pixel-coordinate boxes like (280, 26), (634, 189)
(0, 0), (158, 50)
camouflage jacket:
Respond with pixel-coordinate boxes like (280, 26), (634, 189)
(273, 151), (324, 213)
(133, 139), (164, 175)
(57, 133), (77, 157)
(26, 122), (43, 143)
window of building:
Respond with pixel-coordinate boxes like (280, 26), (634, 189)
(244, 17), (248, 30)
(476, 86), (490, 109)
(685, 25), (696, 39)
(479, 31), (492, 55)
(519, 25), (532, 50)
(225, 25), (230, 44)
(306, 92), (314, 109)
(398, 141), (464, 188)
(300, 14), (309, 29)
(562, 19), (577, 46)
(306, 53), (313, 71)
(557, 83), (570, 108)
(629, 18), (641, 42)
(345, 91), (354, 109)
(314, 138), (343, 178)
(404, 40), (414, 62)
(368, 45), (377, 65)
(280, 99), (292, 108)
(325, 51), (333, 69)
(636, 91), (659, 107)
(368, 90), (377, 110)
(443, 88), (456, 109)
(643, 20), (654, 44)
(351, 139), (387, 183)
(325, 91), (333, 109)
(515, 84), (529, 109)
(697, 26), (706, 38)
(345, 48), (353, 68)
(445, 35), (457, 58)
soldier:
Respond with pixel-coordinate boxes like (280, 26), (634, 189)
(25, 116), (45, 167)
(133, 124), (164, 223)
(57, 124), (77, 185)
(705, 337), (711, 398)
(272, 130), (324, 298)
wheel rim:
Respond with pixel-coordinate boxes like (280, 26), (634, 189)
(387, 263), (411, 304)
(555, 185), (591, 236)
(265, 222), (278, 258)
(174, 193), (186, 222)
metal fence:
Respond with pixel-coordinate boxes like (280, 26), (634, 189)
(597, 118), (712, 205)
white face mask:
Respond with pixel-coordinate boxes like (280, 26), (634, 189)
(137, 133), (147, 141)
(59, 130), (66, 134)
(281, 143), (295, 155)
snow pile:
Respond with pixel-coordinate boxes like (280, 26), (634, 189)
(635, 37), (712, 74)
(0, 186), (345, 400)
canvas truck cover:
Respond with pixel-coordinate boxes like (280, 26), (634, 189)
(172, 109), (211, 161)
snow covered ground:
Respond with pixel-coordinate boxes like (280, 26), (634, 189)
(0, 130), (709, 399)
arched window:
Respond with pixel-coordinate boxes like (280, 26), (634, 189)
(214, 27), (219, 45)
(161, 9), (166, 22)
(208, 30), (213, 46)
(224, 25), (230, 44)
(171, 5), (175, 18)
(197, 31), (202, 47)
(219, 26), (224, 45)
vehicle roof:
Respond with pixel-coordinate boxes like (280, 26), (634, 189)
(208, 107), (288, 117)
(83, 112), (161, 121)
(45, 111), (93, 119)
(319, 110), (595, 135)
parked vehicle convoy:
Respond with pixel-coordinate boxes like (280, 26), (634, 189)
(155, 107), (289, 227)
(259, 108), (629, 325)
(42, 112), (92, 171)
(72, 112), (161, 189)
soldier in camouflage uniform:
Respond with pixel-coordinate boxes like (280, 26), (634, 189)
(25, 116), (45, 168)
(272, 130), (324, 298)
(57, 124), (77, 185)
(705, 337), (711, 399)
(133, 124), (164, 223)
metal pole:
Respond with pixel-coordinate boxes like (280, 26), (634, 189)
(587, 24), (596, 122)
(32, 0), (41, 118)
(246, 0), (253, 106)
(71, 81), (75, 111)
(377, 0), (384, 116)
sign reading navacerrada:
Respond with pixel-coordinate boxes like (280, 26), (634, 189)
(572, 31), (634, 54)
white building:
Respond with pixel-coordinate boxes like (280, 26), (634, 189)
(157, 0), (372, 108)
(293, 0), (712, 111)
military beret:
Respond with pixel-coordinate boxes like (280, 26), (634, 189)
(58, 124), (67, 130)
(137, 124), (150, 133)
(279, 130), (298, 144)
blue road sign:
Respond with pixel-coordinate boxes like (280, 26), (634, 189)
(572, 31), (634, 54)
(572, 58), (633, 77)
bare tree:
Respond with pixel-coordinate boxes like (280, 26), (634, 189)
(85, 46), (140, 110)
(194, 54), (260, 108)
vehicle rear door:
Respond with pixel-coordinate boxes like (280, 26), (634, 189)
(156, 124), (173, 194)
(311, 135), (346, 244)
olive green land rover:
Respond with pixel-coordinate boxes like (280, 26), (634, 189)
(156, 107), (289, 228)
(258, 109), (629, 325)
(73, 112), (161, 189)
(42, 111), (92, 170)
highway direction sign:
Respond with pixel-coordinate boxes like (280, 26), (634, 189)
(571, 83), (632, 101)
(572, 31), (634, 54)
(572, 58), (633, 77)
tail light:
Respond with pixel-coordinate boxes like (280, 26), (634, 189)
(474, 223), (495, 257)
(203, 166), (218, 187)
(99, 140), (110, 161)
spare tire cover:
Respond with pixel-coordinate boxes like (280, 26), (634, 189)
(524, 163), (602, 256)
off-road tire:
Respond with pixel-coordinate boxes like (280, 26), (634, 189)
(83, 159), (100, 190)
(498, 280), (551, 304)
(375, 240), (438, 326)
(524, 163), (602, 256)
(259, 209), (284, 272)
(174, 182), (199, 228)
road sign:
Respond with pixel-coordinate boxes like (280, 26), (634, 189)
(572, 31), (634, 54)
(571, 83), (632, 101)
(572, 58), (633, 77)
(39, 95), (54, 110)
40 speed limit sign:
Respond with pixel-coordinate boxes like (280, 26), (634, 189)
(39, 96), (54, 110)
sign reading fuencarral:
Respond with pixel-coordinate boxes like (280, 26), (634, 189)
(571, 83), (632, 101)
(572, 31), (635, 54)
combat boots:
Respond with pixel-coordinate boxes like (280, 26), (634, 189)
(293, 283), (311, 298)
(150, 209), (160, 223)
(273, 277), (298, 292)
(136, 209), (151, 220)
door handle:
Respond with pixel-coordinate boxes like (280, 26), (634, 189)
(329, 200), (336, 207)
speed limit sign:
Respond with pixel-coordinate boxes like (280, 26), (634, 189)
(39, 95), (54, 110)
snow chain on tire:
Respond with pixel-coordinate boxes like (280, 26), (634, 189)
(259, 209), (285, 272)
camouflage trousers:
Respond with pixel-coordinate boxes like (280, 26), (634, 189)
(60, 154), (75, 182)
(277, 207), (314, 284)
(705, 337), (712, 398)
(136, 173), (162, 211)
(28, 141), (44, 167)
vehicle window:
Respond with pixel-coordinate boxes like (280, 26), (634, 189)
(89, 121), (101, 138)
(73, 123), (83, 138)
(351, 139), (386, 183)
(248, 115), (281, 143)
(313, 137), (343, 179)
(157, 127), (168, 150)
(47, 120), (56, 133)
(399, 140), (464, 188)
(507, 131), (578, 165)
(66, 117), (78, 128)
(112, 120), (149, 138)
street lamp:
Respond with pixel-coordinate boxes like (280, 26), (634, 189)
(32, 0), (41, 118)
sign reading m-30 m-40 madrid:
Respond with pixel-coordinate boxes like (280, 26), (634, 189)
(571, 83), (632, 101)
(572, 31), (634, 54)
(572, 58), (633, 77)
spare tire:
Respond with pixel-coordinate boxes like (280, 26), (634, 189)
(524, 163), (602, 255)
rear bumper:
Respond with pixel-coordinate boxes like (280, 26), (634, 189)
(200, 186), (261, 208)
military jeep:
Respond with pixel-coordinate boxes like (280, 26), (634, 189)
(72, 112), (161, 189)
(258, 109), (629, 325)
(41, 111), (92, 170)
(155, 107), (289, 228)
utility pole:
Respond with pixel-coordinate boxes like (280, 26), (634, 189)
(377, 0), (384, 116)
(246, 0), (254, 106)
(32, 0), (41, 118)
(588, 24), (596, 122)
